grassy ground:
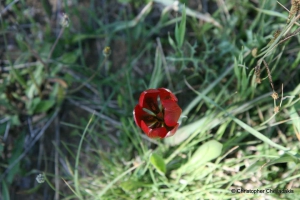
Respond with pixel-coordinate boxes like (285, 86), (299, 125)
(1, 0), (300, 199)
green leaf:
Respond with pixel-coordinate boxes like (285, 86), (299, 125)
(149, 46), (163, 88)
(34, 100), (56, 113)
(9, 64), (27, 87)
(174, 5), (186, 49)
(264, 154), (299, 168)
(168, 32), (177, 51)
(117, 94), (123, 107)
(11, 115), (21, 126)
(59, 49), (80, 64)
(72, 34), (105, 43)
(252, 7), (287, 19)
(150, 153), (166, 174)
(164, 115), (216, 146)
(57, 85), (66, 106)
(177, 5), (186, 48)
(179, 140), (223, 173)
(189, 140), (222, 166)
(120, 180), (151, 191)
(233, 58), (240, 91)
(175, 20), (180, 48)
(26, 98), (41, 115)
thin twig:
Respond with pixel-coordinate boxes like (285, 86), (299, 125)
(68, 99), (121, 126)
(254, 64), (261, 83)
(278, 27), (300, 45)
(262, 60), (274, 91)
(277, 1), (289, 13)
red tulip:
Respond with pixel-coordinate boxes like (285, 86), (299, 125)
(133, 88), (182, 138)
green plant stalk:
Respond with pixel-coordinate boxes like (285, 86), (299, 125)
(74, 112), (95, 200)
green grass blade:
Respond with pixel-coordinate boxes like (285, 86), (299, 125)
(2, 180), (10, 200)
(74, 112), (95, 199)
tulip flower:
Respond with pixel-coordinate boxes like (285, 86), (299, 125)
(133, 88), (182, 138)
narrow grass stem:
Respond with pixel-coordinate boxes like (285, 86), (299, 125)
(48, 27), (65, 60)
(74, 112), (95, 200)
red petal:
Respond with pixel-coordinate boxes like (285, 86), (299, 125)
(139, 89), (159, 107)
(141, 121), (168, 138)
(158, 88), (178, 101)
(141, 120), (151, 135)
(138, 89), (161, 113)
(161, 99), (182, 127)
(149, 127), (168, 138)
(133, 105), (147, 128)
(165, 123), (179, 137)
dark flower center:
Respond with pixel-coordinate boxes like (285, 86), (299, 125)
(142, 97), (165, 128)
(145, 98), (160, 114)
